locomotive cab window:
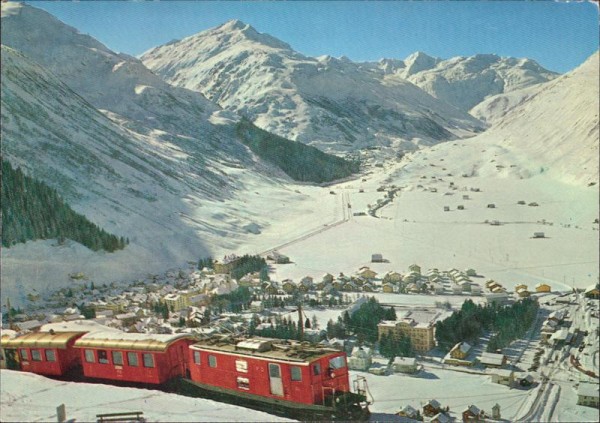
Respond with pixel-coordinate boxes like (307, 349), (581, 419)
(98, 350), (109, 364)
(19, 349), (28, 360)
(143, 353), (154, 368)
(208, 355), (217, 368)
(112, 351), (123, 366)
(291, 366), (302, 381)
(313, 363), (321, 375)
(45, 350), (56, 362)
(127, 352), (138, 367)
(329, 356), (346, 369)
(31, 349), (42, 361)
(193, 351), (201, 365)
(84, 349), (95, 363)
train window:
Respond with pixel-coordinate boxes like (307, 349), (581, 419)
(112, 351), (123, 366)
(313, 363), (321, 375)
(31, 349), (42, 361)
(236, 377), (250, 390)
(84, 350), (95, 363)
(143, 353), (154, 368)
(329, 356), (346, 369)
(208, 355), (217, 368)
(98, 350), (109, 364)
(20, 349), (29, 360)
(291, 366), (302, 381)
(235, 359), (248, 373)
(127, 352), (138, 367)
(45, 350), (56, 362)
(193, 351), (201, 365)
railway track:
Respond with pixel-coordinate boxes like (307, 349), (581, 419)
(259, 190), (352, 257)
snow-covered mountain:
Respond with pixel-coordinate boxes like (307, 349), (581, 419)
(0, 3), (324, 300)
(141, 20), (484, 152)
(469, 51), (599, 186)
(379, 52), (559, 112)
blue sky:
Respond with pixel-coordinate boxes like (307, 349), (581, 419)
(29, 1), (598, 73)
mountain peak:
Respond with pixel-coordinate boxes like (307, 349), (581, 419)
(210, 19), (291, 51)
(404, 51), (441, 76)
(219, 19), (250, 31)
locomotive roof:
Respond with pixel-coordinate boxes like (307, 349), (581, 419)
(190, 337), (343, 364)
(1, 331), (86, 349)
(73, 331), (193, 352)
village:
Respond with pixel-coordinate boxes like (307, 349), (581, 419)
(2, 250), (599, 421)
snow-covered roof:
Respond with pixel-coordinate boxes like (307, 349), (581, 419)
(577, 383), (599, 399)
(74, 331), (192, 351)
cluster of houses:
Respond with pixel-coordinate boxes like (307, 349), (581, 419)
(5, 267), (241, 335)
(397, 399), (502, 422)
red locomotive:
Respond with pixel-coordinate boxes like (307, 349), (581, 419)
(1, 330), (371, 420)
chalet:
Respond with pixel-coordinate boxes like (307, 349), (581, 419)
(264, 282), (280, 295)
(392, 356), (418, 374)
(214, 254), (239, 274)
(479, 352), (507, 368)
(342, 281), (359, 292)
(471, 285), (482, 295)
(451, 284), (463, 295)
(361, 283), (375, 293)
(430, 412), (452, 423)
(577, 383), (600, 408)
(516, 287), (531, 298)
(535, 283), (551, 293)
(487, 203), (496, 208)
(408, 264), (422, 274)
(465, 268), (477, 277)
(432, 283), (445, 295)
(331, 280), (344, 291)
(266, 251), (290, 264)
(458, 205), (465, 210)
(444, 206), (450, 212)
(347, 346), (372, 371)
(533, 232), (545, 238)
(548, 310), (565, 323)
(357, 267), (377, 280)
(382, 283), (396, 294)
(282, 279), (296, 294)
(462, 404), (484, 422)
(463, 195), (470, 200)
(490, 369), (515, 386)
(423, 399), (442, 417)
(321, 273), (334, 284)
(449, 342), (472, 360)
(368, 363), (387, 376)
(371, 254), (384, 263)
(383, 271), (403, 283)
(396, 405), (419, 419)
(514, 284), (528, 292)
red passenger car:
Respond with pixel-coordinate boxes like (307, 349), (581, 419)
(187, 337), (353, 406)
(73, 331), (193, 384)
(1, 330), (86, 376)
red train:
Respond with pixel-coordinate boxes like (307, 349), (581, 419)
(1, 330), (371, 420)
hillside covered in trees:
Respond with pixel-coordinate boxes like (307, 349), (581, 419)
(236, 118), (360, 183)
(1, 159), (127, 252)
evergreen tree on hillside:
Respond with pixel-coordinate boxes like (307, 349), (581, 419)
(236, 119), (360, 183)
(1, 159), (127, 252)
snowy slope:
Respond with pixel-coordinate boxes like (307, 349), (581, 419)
(0, 370), (294, 422)
(469, 84), (542, 124)
(0, 3), (339, 304)
(479, 51), (599, 185)
(141, 20), (484, 152)
(385, 52), (559, 112)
